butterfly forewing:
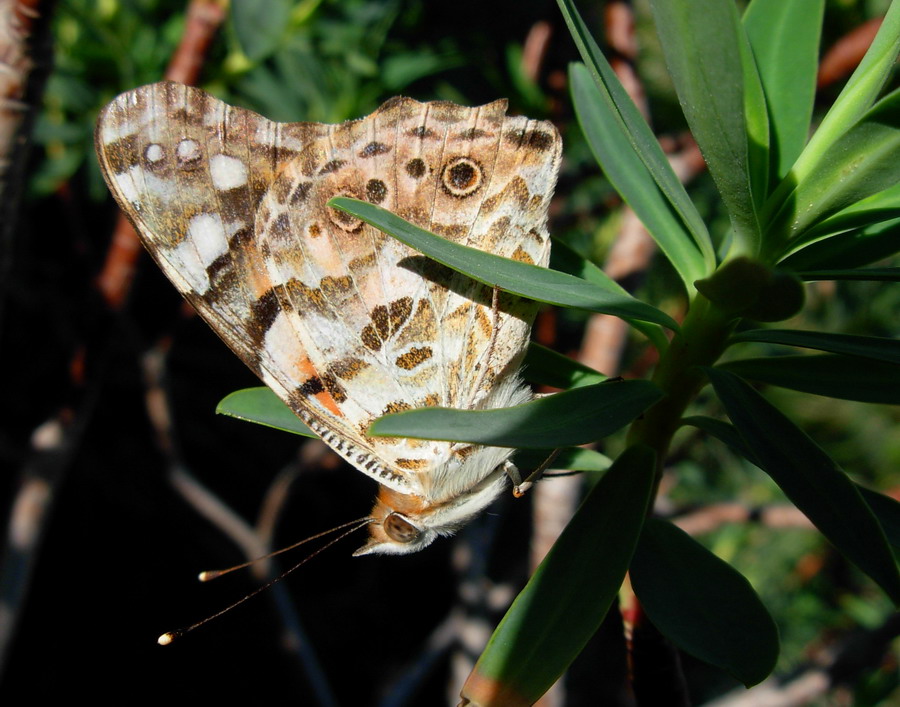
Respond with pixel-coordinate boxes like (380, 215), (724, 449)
(96, 82), (561, 512)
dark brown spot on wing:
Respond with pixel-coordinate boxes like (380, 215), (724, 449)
(290, 182), (312, 204)
(330, 357), (369, 380)
(455, 127), (489, 140)
(396, 458), (428, 470)
(408, 126), (436, 139)
(371, 304), (391, 339)
(362, 324), (382, 351)
(389, 297), (413, 332)
(396, 346), (433, 370)
(441, 157), (483, 198)
(270, 212), (291, 239)
(322, 373), (347, 403)
(406, 158), (426, 179)
(366, 178), (388, 204)
(284, 279), (328, 314)
(298, 376), (325, 396)
(319, 159), (346, 175)
(359, 141), (391, 158)
(251, 289), (280, 341)
(383, 401), (412, 415)
(320, 275), (353, 298)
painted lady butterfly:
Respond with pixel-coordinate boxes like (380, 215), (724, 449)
(95, 82), (561, 555)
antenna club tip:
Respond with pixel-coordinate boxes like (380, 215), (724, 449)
(158, 632), (176, 646)
(198, 570), (220, 582)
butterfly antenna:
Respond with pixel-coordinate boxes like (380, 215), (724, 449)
(158, 518), (373, 645)
(197, 517), (371, 581)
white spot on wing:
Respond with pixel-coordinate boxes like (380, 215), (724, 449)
(263, 311), (304, 375)
(187, 213), (230, 267)
(176, 139), (201, 165)
(170, 239), (210, 295)
(209, 154), (249, 190)
(145, 144), (164, 163)
(113, 166), (142, 204)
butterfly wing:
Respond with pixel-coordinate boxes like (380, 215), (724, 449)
(252, 96), (561, 481)
(96, 83), (561, 499)
(95, 82), (405, 487)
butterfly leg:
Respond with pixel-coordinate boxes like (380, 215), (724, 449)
(505, 447), (562, 497)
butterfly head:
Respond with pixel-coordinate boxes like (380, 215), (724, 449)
(353, 451), (511, 556)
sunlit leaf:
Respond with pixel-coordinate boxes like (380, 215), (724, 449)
(556, 0), (714, 270)
(648, 0), (760, 255)
(460, 445), (655, 706)
(217, 387), (315, 438)
(768, 89), (900, 245)
(779, 217), (900, 271)
(330, 198), (678, 330)
(369, 379), (663, 449)
(781, 0), (900, 188)
(743, 0), (823, 179)
(570, 62), (708, 292)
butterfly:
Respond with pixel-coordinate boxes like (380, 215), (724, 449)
(95, 81), (561, 555)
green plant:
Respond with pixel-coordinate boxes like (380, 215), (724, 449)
(222, 0), (900, 703)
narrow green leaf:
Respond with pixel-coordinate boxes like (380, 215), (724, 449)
(682, 415), (755, 462)
(523, 342), (607, 390)
(549, 238), (622, 293)
(780, 217), (900, 271)
(783, 0), (900, 188)
(330, 198), (679, 330)
(231, 0), (292, 62)
(743, 0), (823, 179)
(513, 447), (612, 474)
(706, 368), (900, 603)
(686, 417), (900, 558)
(216, 387), (316, 438)
(738, 18), (770, 211)
(730, 329), (900, 365)
(768, 89), (900, 246)
(858, 488), (900, 557)
(720, 354), (900, 404)
(555, 0), (714, 269)
(790, 183), (900, 244)
(461, 446), (655, 706)
(797, 267), (900, 282)
(570, 62), (708, 292)
(550, 239), (670, 351)
(631, 518), (779, 686)
(369, 379), (662, 449)
(648, 0), (760, 256)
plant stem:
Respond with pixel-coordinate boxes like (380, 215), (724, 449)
(626, 294), (737, 482)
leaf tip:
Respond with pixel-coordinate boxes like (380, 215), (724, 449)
(459, 668), (533, 707)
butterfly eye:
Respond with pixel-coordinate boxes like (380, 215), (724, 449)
(383, 513), (420, 544)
